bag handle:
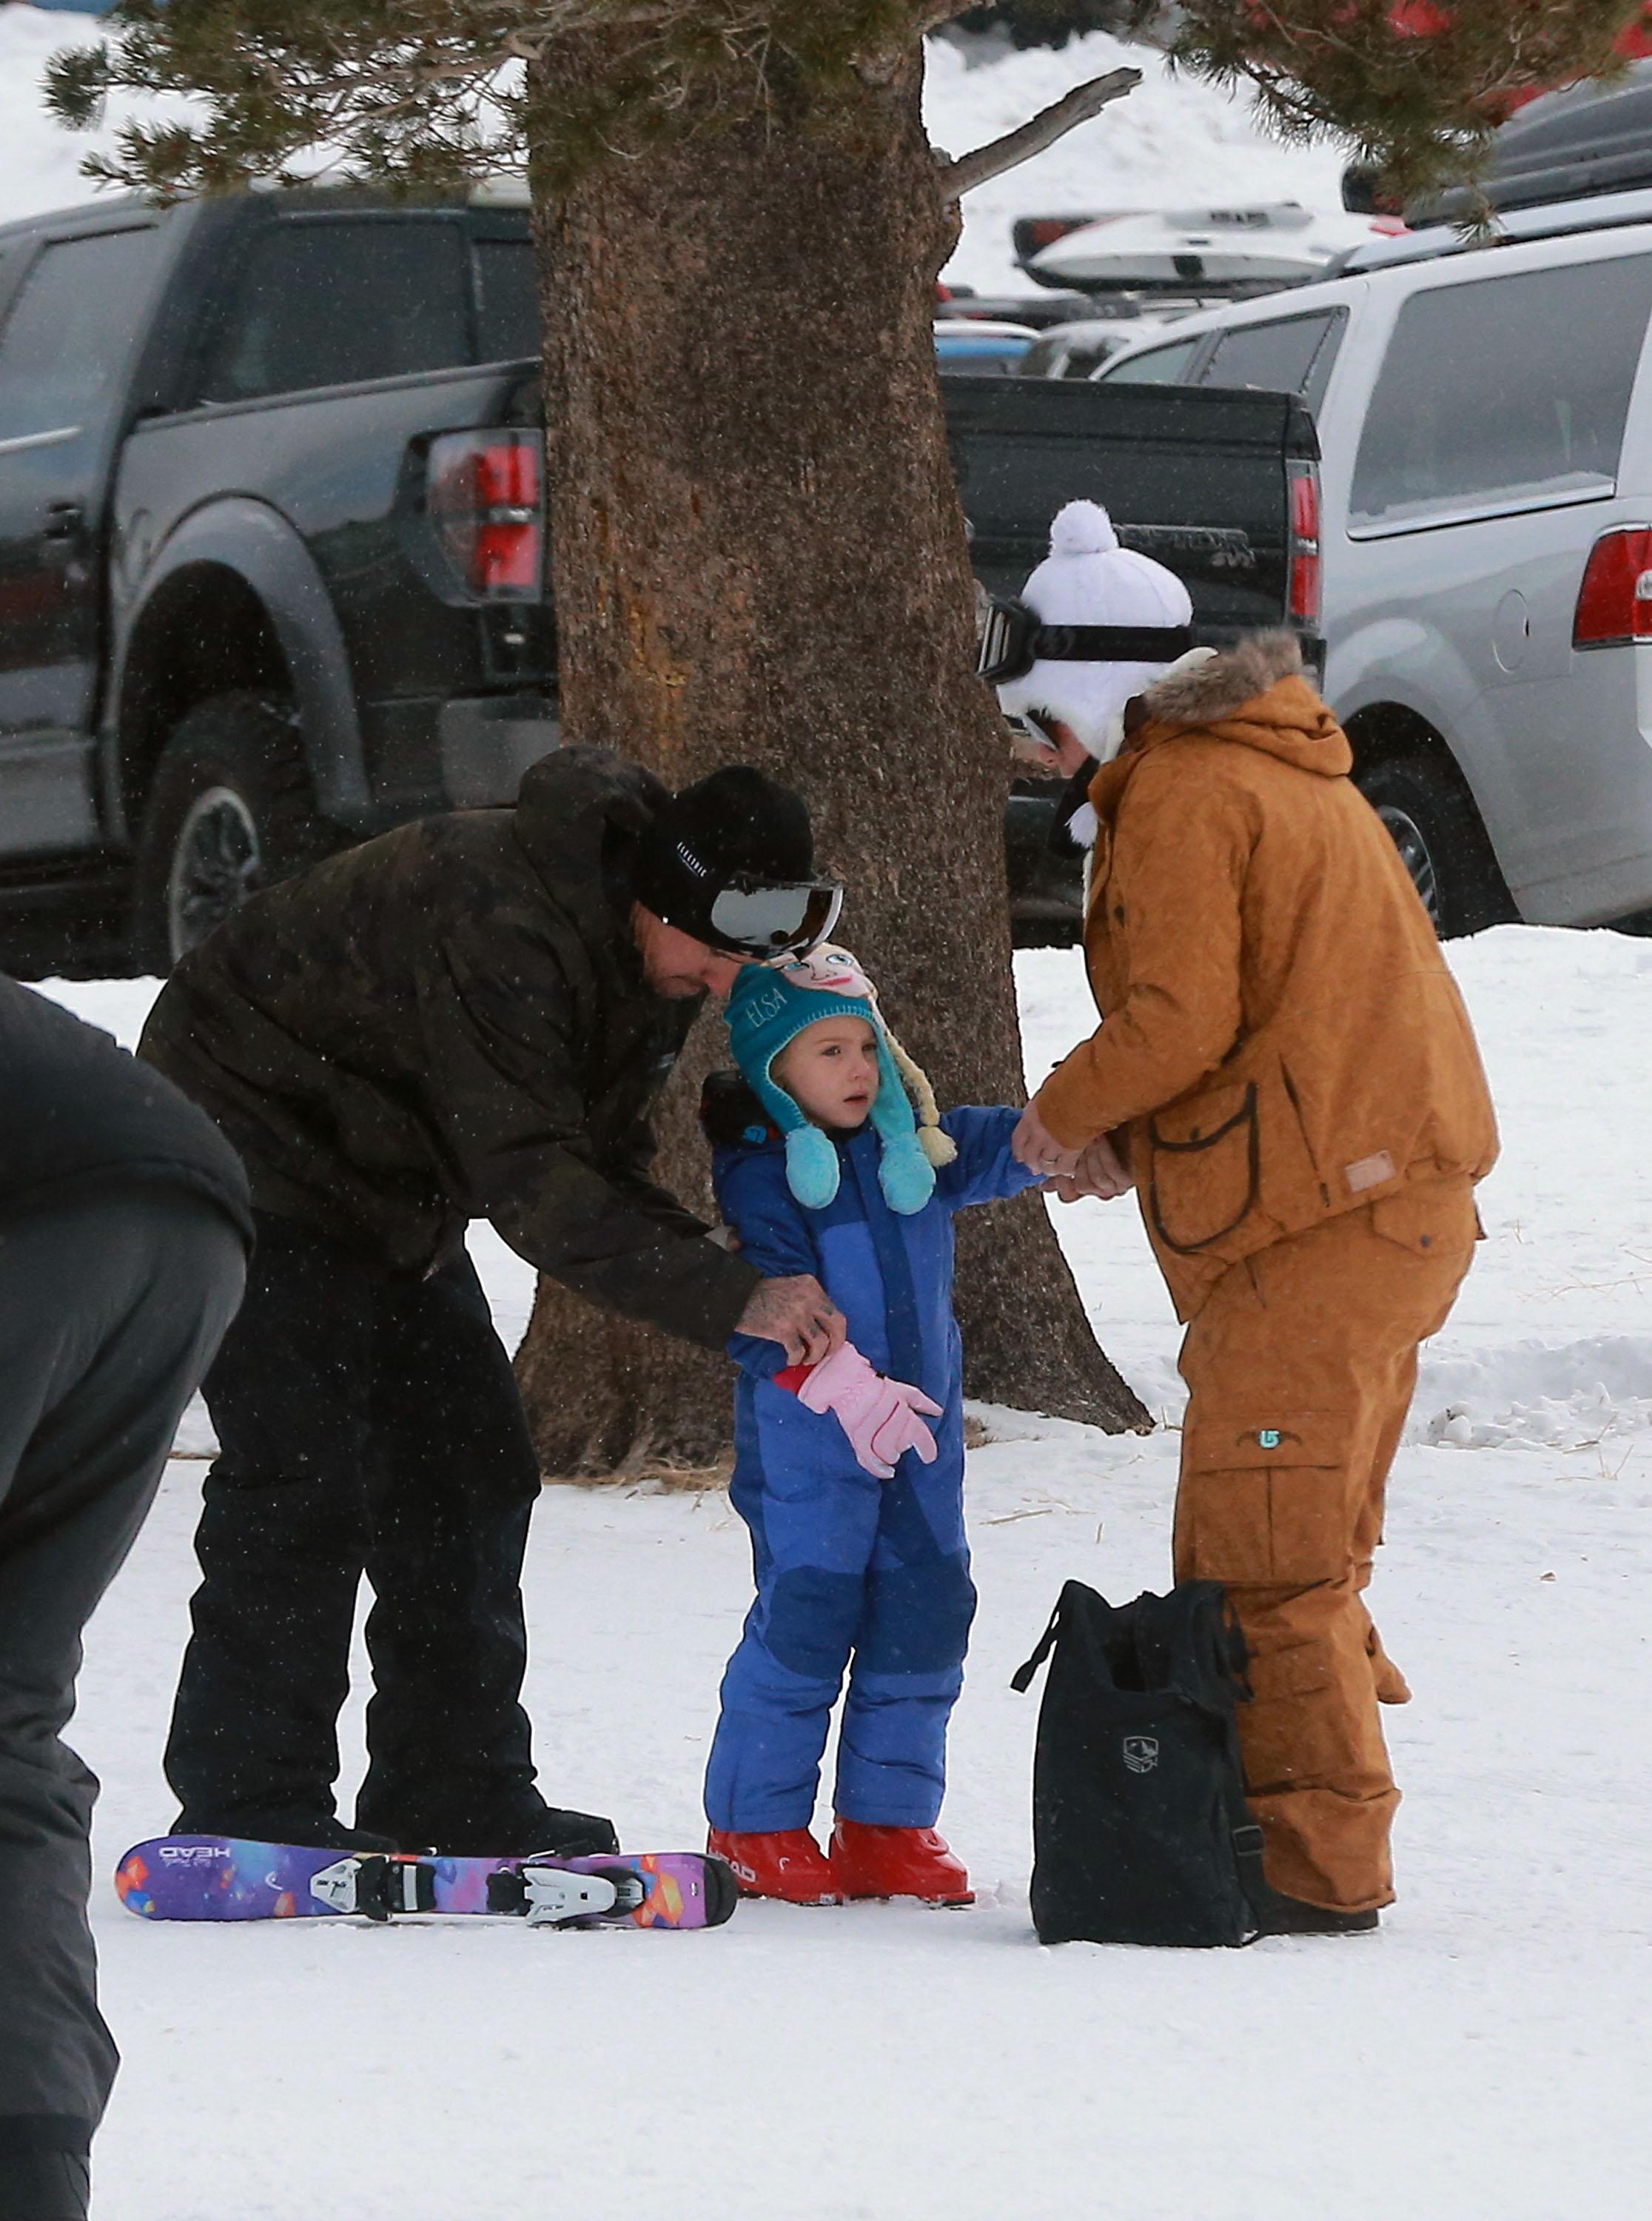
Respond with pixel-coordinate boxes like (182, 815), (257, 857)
(1232, 1823), (1268, 1942)
(1010, 1598), (1063, 1693)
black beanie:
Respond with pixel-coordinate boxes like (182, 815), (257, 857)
(633, 765), (816, 939)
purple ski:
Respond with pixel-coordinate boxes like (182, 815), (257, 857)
(114, 1837), (736, 1930)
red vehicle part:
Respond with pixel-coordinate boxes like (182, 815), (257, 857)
(1573, 526), (1652, 648)
(1380, 1), (1652, 122)
(1288, 462), (1322, 629)
(426, 428), (543, 600)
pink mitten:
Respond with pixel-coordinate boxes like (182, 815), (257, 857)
(795, 1341), (943, 1480)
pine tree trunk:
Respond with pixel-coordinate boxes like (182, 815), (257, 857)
(514, 34), (1149, 1478)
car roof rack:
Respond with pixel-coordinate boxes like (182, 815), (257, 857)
(1331, 184), (1652, 278)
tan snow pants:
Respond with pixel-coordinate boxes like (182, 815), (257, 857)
(1172, 1178), (1478, 1912)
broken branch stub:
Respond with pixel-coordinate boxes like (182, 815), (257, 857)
(936, 66), (1143, 202)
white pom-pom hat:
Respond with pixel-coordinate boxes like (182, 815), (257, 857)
(997, 498), (1194, 758)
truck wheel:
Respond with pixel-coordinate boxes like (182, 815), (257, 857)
(1354, 753), (1515, 941)
(134, 691), (342, 971)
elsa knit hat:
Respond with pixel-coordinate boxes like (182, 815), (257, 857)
(722, 947), (956, 1214)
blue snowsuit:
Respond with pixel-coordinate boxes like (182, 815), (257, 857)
(704, 1107), (1041, 1832)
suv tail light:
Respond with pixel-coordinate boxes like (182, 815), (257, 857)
(1287, 462), (1321, 626)
(1574, 527), (1652, 648)
(426, 429), (543, 600)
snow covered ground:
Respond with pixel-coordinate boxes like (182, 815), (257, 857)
(1, 5), (1346, 295)
(35, 926), (1652, 2220)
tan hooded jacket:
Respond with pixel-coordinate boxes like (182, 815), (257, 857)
(1033, 633), (1499, 1321)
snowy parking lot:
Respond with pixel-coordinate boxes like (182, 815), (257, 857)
(40, 927), (1652, 2220)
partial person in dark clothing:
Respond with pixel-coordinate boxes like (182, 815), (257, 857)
(166, 1219), (549, 1852)
(141, 746), (847, 1858)
(0, 978), (249, 2221)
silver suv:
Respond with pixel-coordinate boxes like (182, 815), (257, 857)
(1096, 190), (1652, 937)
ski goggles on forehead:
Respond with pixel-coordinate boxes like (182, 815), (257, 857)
(977, 594), (1197, 686)
(707, 878), (843, 962)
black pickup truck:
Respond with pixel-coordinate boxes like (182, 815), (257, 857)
(0, 184), (1320, 974)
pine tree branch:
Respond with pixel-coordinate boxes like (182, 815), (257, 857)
(912, 0), (992, 29)
(936, 66), (1141, 201)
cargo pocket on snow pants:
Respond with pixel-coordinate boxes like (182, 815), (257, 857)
(1175, 1409), (1359, 1589)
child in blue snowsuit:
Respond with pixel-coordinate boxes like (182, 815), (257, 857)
(703, 947), (1043, 1906)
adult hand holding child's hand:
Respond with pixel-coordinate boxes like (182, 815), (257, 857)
(1052, 1131), (1135, 1205)
(1013, 1104), (1081, 1181)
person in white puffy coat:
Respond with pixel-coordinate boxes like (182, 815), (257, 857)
(998, 499), (1195, 837)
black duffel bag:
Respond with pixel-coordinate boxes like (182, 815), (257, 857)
(1012, 1578), (1265, 1947)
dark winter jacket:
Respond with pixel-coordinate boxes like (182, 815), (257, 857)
(0, 974), (252, 1242)
(139, 747), (759, 1349)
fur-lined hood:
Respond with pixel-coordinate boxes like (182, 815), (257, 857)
(1135, 631), (1351, 778)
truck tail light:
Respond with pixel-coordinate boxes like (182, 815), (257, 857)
(1288, 463), (1321, 627)
(1573, 526), (1652, 648)
(426, 429), (543, 600)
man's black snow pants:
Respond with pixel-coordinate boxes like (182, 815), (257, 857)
(165, 1213), (550, 1852)
(0, 1190), (244, 2221)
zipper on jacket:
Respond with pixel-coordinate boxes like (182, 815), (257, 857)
(1280, 1059), (1332, 1210)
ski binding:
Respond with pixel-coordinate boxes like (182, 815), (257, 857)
(310, 1852), (646, 1926)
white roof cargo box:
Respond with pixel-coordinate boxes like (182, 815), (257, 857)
(1030, 203), (1403, 292)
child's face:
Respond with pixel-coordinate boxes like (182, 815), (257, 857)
(774, 1016), (881, 1130)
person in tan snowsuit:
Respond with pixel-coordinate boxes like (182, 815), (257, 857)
(1013, 631), (1498, 1932)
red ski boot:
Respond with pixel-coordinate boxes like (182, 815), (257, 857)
(829, 1820), (974, 1906)
(707, 1828), (842, 1905)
